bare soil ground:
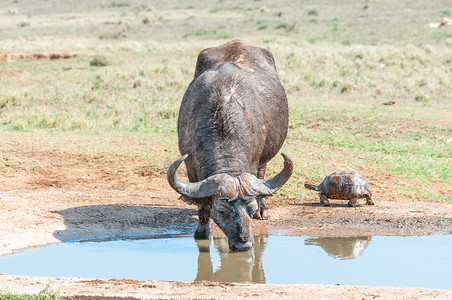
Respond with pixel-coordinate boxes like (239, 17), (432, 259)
(0, 139), (451, 299)
(0, 52), (81, 63)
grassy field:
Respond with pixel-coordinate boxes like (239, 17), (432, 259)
(0, 0), (451, 203)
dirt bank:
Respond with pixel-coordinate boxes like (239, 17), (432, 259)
(1, 275), (451, 300)
(0, 52), (81, 63)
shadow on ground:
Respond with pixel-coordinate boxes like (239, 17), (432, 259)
(295, 201), (368, 208)
(52, 204), (198, 242)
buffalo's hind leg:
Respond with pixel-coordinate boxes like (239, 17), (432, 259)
(253, 165), (268, 220)
(194, 204), (211, 239)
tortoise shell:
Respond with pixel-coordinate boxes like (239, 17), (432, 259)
(317, 170), (372, 200)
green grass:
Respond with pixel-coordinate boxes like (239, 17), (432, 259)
(1, 285), (65, 300)
(0, 0), (451, 203)
(288, 99), (451, 179)
(192, 29), (234, 39)
(1, 0), (451, 46)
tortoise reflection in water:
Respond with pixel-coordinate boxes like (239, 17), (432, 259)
(305, 236), (372, 260)
(304, 171), (375, 207)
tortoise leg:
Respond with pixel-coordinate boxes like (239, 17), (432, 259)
(348, 198), (358, 207)
(319, 193), (331, 206)
(253, 165), (268, 220)
(366, 197), (375, 206)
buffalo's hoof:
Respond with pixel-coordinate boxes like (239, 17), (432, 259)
(253, 207), (268, 220)
(194, 226), (210, 239)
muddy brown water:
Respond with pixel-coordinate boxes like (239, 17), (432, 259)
(0, 235), (450, 289)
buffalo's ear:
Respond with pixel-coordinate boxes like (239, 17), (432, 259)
(179, 195), (207, 205)
(180, 195), (194, 205)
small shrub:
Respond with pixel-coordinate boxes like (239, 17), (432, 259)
(12, 124), (24, 131)
(275, 22), (288, 29)
(286, 23), (297, 32)
(90, 55), (109, 67)
(441, 9), (451, 17)
(109, 2), (128, 7)
(91, 76), (106, 90)
(142, 17), (150, 24)
(18, 22), (30, 27)
(415, 94), (428, 102)
(307, 9), (318, 16)
(314, 80), (326, 89)
(417, 79), (426, 87)
(341, 39), (352, 46)
(258, 24), (268, 30)
(158, 107), (178, 119)
(339, 69), (348, 77)
(0, 95), (17, 109)
(133, 79), (143, 88)
(262, 38), (275, 44)
(424, 45), (434, 54)
(70, 120), (85, 130)
(99, 31), (124, 39)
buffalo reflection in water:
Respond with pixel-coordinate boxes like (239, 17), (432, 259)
(195, 235), (267, 283)
(305, 236), (372, 260)
(194, 235), (372, 283)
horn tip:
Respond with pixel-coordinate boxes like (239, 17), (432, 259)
(167, 154), (189, 181)
(174, 154), (189, 165)
(281, 153), (293, 167)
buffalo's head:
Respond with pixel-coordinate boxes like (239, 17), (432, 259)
(167, 153), (293, 251)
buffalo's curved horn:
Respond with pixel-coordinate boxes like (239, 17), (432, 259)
(167, 154), (239, 199)
(263, 153), (293, 193)
(252, 153), (293, 196)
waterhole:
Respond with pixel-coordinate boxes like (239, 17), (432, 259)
(1, 235), (450, 289)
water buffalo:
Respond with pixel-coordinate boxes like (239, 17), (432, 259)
(167, 40), (292, 251)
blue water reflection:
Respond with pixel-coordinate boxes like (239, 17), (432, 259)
(0, 235), (450, 289)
